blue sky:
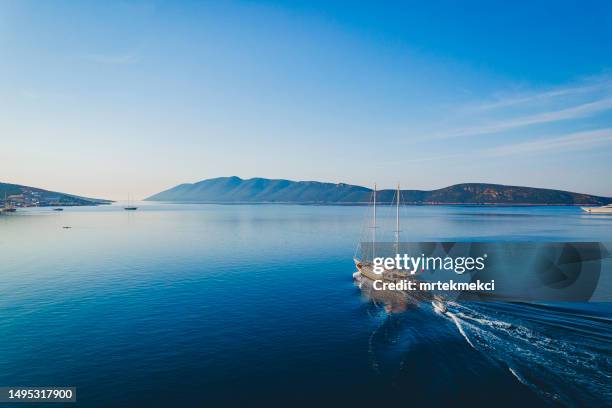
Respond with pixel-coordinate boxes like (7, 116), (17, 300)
(1, 0), (612, 199)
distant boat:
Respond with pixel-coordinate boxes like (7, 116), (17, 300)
(124, 194), (138, 211)
(2, 193), (16, 213)
(53, 208), (64, 211)
(581, 204), (612, 214)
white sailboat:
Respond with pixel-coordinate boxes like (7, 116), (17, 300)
(2, 193), (16, 213)
(124, 194), (138, 211)
(353, 184), (409, 282)
(581, 204), (612, 214)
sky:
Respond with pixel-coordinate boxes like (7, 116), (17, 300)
(1, 0), (612, 200)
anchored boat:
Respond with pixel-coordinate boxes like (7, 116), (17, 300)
(124, 194), (138, 211)
(2, 193), (16, 213)
(581, 204), (612, 214)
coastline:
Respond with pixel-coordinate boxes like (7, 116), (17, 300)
(142, 200), (606, 207)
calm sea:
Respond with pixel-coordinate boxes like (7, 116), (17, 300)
(0, 204), (610, 407)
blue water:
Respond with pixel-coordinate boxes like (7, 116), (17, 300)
(0, 204), (610, 407)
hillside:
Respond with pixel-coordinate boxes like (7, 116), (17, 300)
(145, 177), (612, 205)
(0, 182), (112, 207)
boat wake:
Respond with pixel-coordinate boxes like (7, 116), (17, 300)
(355, 260), (611, 406)
(443, 302), (612, 406)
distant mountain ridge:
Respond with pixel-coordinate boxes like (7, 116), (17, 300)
(0, 182), (112, 207)
(146, 177), (612, 205)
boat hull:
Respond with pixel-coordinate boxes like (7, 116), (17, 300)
(582, 206), (612, 213)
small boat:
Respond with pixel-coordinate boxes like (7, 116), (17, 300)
(62, 226), (72, 229)
(2, 193), (16, 213)
(581, 204), (612, 214)
(124, 194), (138, 211)
(432, 299), (448, 314)
(53, 208), (64, 211)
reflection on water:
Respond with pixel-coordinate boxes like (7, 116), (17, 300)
(354, 274), (439, 314)
(355, 276), (417, 314)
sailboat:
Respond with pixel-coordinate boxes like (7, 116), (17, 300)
(353, 184), (409, 283)
(124, 194), (138, 211)
(2, 193), (17, 213)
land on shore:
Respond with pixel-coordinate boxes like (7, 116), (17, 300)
(0, 182), (112, 207)
(146, 177), (612, 206)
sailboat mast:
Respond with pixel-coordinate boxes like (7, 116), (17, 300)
(372, 184), (376, 261)
(395, 183), (400, 245)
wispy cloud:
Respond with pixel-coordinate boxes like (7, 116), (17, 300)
(432, 97), (612, 139)
(414, 75), (612, 142)
(402, 128), (612, 166)
(82, 53), (139, 65)
(482, 128), (612, 156)
(464, 78), (612, 112)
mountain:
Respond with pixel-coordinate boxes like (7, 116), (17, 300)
(0, 182), (112, 207)
(146, 177), (612, 205)
(146, 176), (371, 203)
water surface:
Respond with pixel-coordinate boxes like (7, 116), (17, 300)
(0, 204), (610, 406)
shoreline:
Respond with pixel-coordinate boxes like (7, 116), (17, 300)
(142, 201), (605, 207)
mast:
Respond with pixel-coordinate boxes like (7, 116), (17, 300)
(395, 183), (400, 247)
(372, 183), (376, 261)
